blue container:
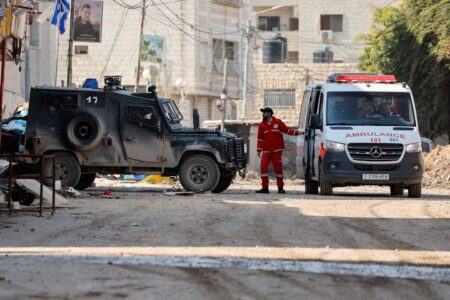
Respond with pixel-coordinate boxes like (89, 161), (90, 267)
(82, 78), (99, 89)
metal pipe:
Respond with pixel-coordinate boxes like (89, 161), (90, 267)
(66, 0), (75, 86)
(0, 39), (6, 119)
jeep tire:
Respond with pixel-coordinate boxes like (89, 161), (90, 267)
(212, 173), (234, 193)
(179, 155), (220, 192)
(66, 111), (103, 151)
(44, 152), (81, 188)
(74, 173), (97, 190)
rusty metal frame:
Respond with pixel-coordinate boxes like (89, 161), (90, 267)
(0, 154), (56, 216)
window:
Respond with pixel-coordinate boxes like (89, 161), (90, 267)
(127, 105), (158, 128)
(258, 16), (280, 31)
(320, 15), (343, 32)
(75, 45), (89, 55)
(289, 18), (299, 31)
(29, 17), (40, 47)
(298, 90), (311, 127)
(288, 51), (299, 63)
(213, 39), (235, 61)
(264, 89), (296, 108)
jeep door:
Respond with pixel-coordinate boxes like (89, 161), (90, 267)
(120, 101), (164, 166)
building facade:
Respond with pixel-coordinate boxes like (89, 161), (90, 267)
(56, 0), (243, 126)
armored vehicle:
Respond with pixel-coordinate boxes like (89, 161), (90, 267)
(4, 78), (246, 193)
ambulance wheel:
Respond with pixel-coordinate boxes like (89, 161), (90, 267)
(305, 172), (318, 194)
(74, 173), (97, 190)
(212, 173), (234, 193)
(44, 152), (81, 188)
(319, 163), (333, 196)
(408, 184), (422, 198)
(179, 155), (220, 192)
(390, 185), (404, 196)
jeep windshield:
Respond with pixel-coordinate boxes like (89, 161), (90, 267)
(161, 100), (183, 124)
(326, 92), (416, 127)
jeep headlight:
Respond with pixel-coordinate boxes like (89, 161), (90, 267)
(405, 142), (422, 153)
(325, 140), (345, 152)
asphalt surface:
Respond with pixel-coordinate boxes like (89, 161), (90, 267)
(0, 180), (449, 299)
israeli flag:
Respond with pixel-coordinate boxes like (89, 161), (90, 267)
(51, 0), (71, 34)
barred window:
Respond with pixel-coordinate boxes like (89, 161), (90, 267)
(264, 89), (296, 108)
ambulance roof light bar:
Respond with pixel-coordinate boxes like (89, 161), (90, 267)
(327, 73), (397, 84)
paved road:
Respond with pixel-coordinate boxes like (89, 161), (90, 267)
(0, 181), (449, 299)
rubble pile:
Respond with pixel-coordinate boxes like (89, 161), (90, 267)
(423, 145), (450, 187)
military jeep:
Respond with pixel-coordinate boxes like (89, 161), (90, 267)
(6, 78), (246, 193)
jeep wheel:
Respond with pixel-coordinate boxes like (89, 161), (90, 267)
(179, 155), (220, 192)
(319, 163), (333, 196)
(66, 112), (103, 151)
(44, 152), (81, 188)
(212, 173), (234, 193)
(408, 184), (422, 198)
(305, 171), (318, 194)
(390, 185), (404, 196)
(74, 173), (97, 190)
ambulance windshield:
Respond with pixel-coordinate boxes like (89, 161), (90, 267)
(326, 92), (416, 126)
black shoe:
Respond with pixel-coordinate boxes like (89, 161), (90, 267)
(255, 188), (269, 194)
(278, 188), (286, 194)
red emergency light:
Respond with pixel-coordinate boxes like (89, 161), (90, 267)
(333, 74), (397, 83)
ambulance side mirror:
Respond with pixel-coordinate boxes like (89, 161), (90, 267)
(309, 114), (322, 130)
(418, 113), (430, 133)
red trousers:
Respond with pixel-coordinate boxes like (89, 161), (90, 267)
(260, 151), (284, 189)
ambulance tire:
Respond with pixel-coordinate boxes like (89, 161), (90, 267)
(408, 184), (422, 198)
(319, 163), (333, 196)
(305, 172), (318, 194)
(212, 173), (234, 193)
(179, 155), (220, 192)
(390, 185), (404, 196)
(74, 173), (97, 190)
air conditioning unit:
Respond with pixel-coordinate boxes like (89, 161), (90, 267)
(320, 30), (333, 41)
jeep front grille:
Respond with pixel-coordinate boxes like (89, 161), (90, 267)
(347, 143), (404, 162)
(228, 138), (246, 168)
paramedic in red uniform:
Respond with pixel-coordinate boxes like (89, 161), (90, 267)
(256, 107), (302, 194)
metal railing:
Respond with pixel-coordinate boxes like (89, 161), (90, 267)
(0, 154), (56, 216)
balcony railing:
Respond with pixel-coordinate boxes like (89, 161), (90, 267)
(212, 58), (240, 75)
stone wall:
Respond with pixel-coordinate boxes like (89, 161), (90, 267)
(247, 62), (359, 126)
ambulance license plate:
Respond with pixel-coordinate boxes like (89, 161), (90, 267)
(362, 174), (389, 180)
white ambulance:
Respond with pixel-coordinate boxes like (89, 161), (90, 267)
(296, 73), (423, 197)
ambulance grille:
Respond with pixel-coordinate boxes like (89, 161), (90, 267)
(347, 143), (404, 162)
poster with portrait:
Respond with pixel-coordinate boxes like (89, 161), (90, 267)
(73, 0), (103, 42)
(140, 35), (165, 64)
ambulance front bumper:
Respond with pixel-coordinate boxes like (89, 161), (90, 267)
(321, 151), (423, 186)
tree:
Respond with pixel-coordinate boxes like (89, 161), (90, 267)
(359, 0), (450, 139)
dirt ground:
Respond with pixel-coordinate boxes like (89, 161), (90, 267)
(0, 178), (449, 300)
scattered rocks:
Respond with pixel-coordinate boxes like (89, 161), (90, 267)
(423, 145), (450, 187)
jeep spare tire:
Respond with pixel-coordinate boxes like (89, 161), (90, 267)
(179, 155), (220, 192)
(66, 111), (103, 151)
(44, 152), (81, 188)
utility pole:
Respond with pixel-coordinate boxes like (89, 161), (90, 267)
(241, 19), (250, 120)
(66, 0), (75, 86)
(220, 59), (228, 132)
(135, 0), (146, 92)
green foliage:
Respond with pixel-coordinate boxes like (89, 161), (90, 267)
(359, 0), (450, 138)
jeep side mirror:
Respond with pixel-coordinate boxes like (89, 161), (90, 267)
(418, 113), (430, 132)
(193, 108), (200, 130)
(309, 114), (322, 130)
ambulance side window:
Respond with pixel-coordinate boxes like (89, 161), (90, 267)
(298, 90), (311, 128)
(318, 92), (324, 121)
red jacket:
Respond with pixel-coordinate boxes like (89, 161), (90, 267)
(257, 117), (298, 153)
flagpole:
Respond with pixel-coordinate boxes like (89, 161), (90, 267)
(66, 0), (75, 86)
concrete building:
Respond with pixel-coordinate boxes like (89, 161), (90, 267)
(56, 0), (243, 126)
(1, 0), (57, 117)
